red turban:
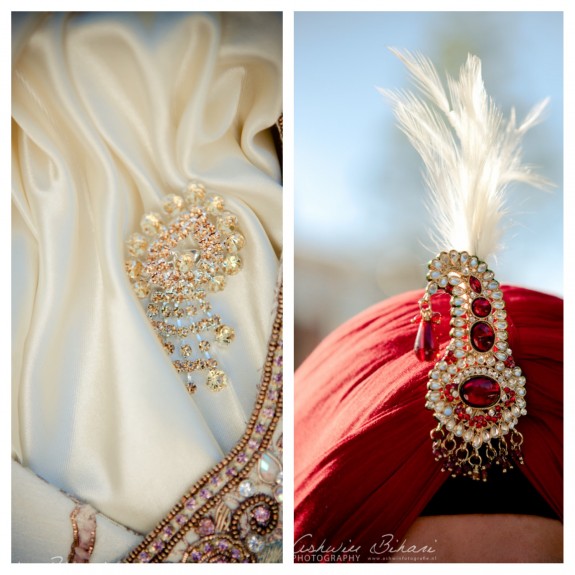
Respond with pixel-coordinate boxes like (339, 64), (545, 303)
(294, 286), (562, 561)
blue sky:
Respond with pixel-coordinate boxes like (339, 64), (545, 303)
(295, 12), (563, 296)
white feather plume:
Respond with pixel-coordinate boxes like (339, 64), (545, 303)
(379, 48), (550, 260)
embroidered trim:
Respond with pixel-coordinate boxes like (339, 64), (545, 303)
(68, 504), (97, 563)
(124, 284), (283, 563)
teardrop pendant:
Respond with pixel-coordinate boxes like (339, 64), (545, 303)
(414, 319), (437, 361)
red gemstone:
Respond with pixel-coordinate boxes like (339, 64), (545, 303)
(504, 356), (516, 369)
(470, 321), (495, 352)
(414, 319), (437, 361)
(469, 276), (482, 294)
(445, 350), (456, 364)
(471, 297), (491, 318)
(460, 376), (501, 408)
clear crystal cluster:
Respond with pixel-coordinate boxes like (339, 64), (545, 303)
(125, 182), (245, 393)
(418, 250), (526, 480)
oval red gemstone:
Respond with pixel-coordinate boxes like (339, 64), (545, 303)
(460, 376), (501, 408)
(469, 276), (482, 293)
(470, 321), (495, 352)
(471, 297), (491, 318)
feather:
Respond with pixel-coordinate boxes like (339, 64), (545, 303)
(379, 48), (550, 260)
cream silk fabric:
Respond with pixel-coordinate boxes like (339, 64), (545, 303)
(12, 12), (282, 560)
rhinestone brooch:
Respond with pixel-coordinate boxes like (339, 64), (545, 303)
(125, 182), (245, 394)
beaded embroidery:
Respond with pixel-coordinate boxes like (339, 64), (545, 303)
(124, 285), (283, 563)
(125, 182), (245, 394)
(68, 504), (97, 563)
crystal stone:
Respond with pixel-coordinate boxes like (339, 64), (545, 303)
(162, 193), (185, 215)
(198, 340), (211, 352)
(224, 232), (245, 253)
(206, 195), (225, 214)
(217, 213), (239, 234)
(127, 233), (149, 258)
(177, 252), (197, 274)
(133, 281), (150, 299)
(206, 274), (226, 292)
(140, 212), (164, 236)
(224, 255), (242, 275)
(126, 259), (143, 280)
(258, 452), (281, 484)
(246, 534), (265, 553)
(460, 376), (501, 408)
(206, 369), (228, 391)
(198, 517), (216, 537)
(274, 485), (283, 502)
(470, 321), (495, 352)
(252, 506), (271, 525)
(183, 181), (206, 205)
(238, 480), (255, 498)
(215, 325), (235, 345)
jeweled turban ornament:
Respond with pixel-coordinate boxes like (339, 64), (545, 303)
(125, 182), (245, 394)
(382, 49), (550, 481)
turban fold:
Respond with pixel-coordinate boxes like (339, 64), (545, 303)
(294, 286), (562, 561)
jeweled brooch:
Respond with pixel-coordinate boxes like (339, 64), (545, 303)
(416, 250), (526, 480)
(125, 182), (245, 394)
